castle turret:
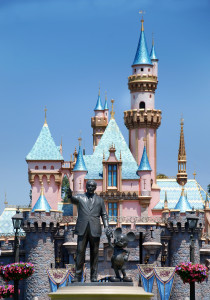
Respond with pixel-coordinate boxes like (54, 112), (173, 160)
(174, 189), (192, 212)
(104, 91), (109, 120)
(26, 108), (64, 210)
(150, 37), (158, 77)
(124, 17), (161, 184)
(137, 146), (152, 217)
(91, 88), (108, 151)
(73, 138), (87, 194)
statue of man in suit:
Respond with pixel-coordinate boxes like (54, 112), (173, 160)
(67, 179), (112, 282)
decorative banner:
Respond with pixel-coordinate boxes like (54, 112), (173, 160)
(47, 269), (70, 292)
(137, 264), (155, 293)
(154, 267), (176, 300)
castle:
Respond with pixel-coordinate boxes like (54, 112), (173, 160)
(0, 17), (210, 300)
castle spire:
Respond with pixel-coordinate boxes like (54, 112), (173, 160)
(32, 182), (51, 212)
(44, 106), (48, 127)
(73, 138), (87, 171)
(94, 87), (103, 111)
(150, 35), (158, 61)
(176, 117), (187, 187)
(137, 146), (152, 172)
(104, 91), (109, 110)
(132, 16), (152, 66)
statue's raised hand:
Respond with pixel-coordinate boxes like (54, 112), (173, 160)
(66, 187), (72, 201)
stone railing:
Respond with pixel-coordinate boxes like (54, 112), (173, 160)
(140, 191), (151, 197)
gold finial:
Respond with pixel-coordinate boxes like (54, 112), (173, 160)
(139, 10), (145, 31)
(40, 182), (44, 196)
(110, 99), (115, 119)
(78, 137), (82, 146)
(4, 192), (8, 205)
(152, 32), (154, 46)
(44, 106), (48, 127)
(193, 170), (196, 179)
(181, 187), (185, 196)
(105, 91), (107, 101)
(164, 191), (168, 209)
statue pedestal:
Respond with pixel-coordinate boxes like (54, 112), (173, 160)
(48, 283), (153, 300)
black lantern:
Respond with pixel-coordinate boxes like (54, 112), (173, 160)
(12, 208), (23, 231)
(186, 211), (199, 231)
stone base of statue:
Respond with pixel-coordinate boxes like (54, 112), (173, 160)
(48, 282), (153, 300)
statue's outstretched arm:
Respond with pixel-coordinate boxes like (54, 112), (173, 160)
(66, 188), (79, 205)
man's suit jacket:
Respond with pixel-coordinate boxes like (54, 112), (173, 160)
(71, 193), (109, 237)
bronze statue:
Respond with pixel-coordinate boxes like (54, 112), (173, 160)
(67, 180), (112, 282)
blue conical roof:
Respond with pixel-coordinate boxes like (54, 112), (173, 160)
(133, 22), (152, 66)
(73, 145), (87, 171)
(26, 124), (64, 161)
(150, 43), (158, 60)
(137, 146), (152, 172)
(104, 98), (109, 110)
(94, 94), (103, 111)
(32, 187), (51, 212)
(175, 191), (192, 212)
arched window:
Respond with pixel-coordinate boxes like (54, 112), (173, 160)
(35, 166), (38, 170)
(50, 166), (54, 170)
(43, 166), (46, 170)
(139, 101), (145, 110)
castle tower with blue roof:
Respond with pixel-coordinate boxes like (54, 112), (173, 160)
(124, 16), (161, 188)
(26, 109), (64, 210)
(91, 88), (109, 151)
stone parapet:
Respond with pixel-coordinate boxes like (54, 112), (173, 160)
(124, 109), (162, 130)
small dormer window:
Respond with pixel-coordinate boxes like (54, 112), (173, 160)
(35, 166), (38, 170)
(108, 164), (117, 187)
(43, 166), (46, 170)
(148, 68), (150, 72)
(141, 68), (144, 72)
(51, 166), (54, 170)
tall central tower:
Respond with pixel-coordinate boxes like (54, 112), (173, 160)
(124, 17), (162, 183)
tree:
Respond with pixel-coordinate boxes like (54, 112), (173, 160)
(61, 175), (70, 202)
(207, 184), (210, 195)
(157, 173), (168, 179)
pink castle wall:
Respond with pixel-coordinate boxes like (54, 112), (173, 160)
(122, 201), (140, 217)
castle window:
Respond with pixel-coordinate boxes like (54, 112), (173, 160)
(139, 101), (145, 110)
(133, 95), (135, 100)
(134, 68), (136, 73)
(35, 166), (38, 170)
(51, 166), (54, 170)
(108, 202), (118, 221)
(141, 68), (144, 72)
(108, 164), (117, 187)
(149, 94), (152, 98)
(148, 68), (150, 72)
(43, 166), (46, 170)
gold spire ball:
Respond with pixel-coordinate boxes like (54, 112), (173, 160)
(176, 117), (188, 187)
(139, 10), (145, 31)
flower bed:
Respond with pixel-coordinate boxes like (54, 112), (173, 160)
(0, 262), (34, 282)
(0, 285), (14, 299)
(175, 262), (208, 284)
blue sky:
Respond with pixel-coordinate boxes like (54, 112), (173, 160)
(0, 0), (209, 212)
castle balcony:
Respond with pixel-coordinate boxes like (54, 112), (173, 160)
(128, 74), (158, 92)
(124, 109), (162, 130)
(138, 191), (152, 206)
(62, 161), (71, 169)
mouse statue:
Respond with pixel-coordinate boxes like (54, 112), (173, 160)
(108, 227), (136, 282)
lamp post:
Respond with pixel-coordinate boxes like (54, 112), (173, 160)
(186, 210), (199, 300)
(12, 208), (23, 300)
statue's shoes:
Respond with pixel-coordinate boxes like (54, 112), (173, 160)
(123, 276), (133, 282)
(110, 276), (121, 282)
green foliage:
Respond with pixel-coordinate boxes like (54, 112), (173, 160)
(62, 175), (70, 202)
(157, 173), (168, 179)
